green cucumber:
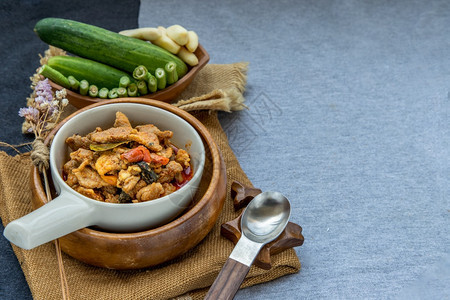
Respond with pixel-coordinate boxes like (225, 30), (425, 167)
(48, 56), (133, 90)
(34, 18), (188, 78)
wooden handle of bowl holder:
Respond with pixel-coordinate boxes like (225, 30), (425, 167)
(204, 257), (250, 300)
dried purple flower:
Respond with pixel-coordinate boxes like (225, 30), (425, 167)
(35, 78), (52, 93)
(19, 78), (68, 138)
(34, 95), (46, 106)
(34, 78), (53, 102)
(18, 107), (39, 122)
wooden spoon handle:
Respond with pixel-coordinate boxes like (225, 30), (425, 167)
(205, 258), (250, 300)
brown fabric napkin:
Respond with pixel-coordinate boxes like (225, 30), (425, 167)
(0, 63), (301, 300)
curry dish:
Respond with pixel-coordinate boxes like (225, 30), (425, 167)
(63, 111), (192, 203)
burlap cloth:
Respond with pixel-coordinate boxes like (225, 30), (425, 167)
(0, 63), (301, 300)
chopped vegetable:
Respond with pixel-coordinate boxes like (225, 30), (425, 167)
(117, 22), (201, 72)
(99, 87), (109, 99)
(133, 65), (151, 81)
(79, 79), (89, 96)
(166, 25), (188, 46)
(152, 26), (181, 54)
(119, 27), (162, 41)
(119, 76), (131, 88)
(150, 153), (170, 165)
(121, 145), (151, 163)
(67, 75), (80, 91)
(89, 85), (98, 97)
(137, 80), (148, 95)
(186, 30), (199, 52)
(108, 88), (119, 99)
(170, 144), (179, 154)
(147, 74), (157, 93)
(120, 146), (169, 165)
(127, 83), (138, 97)
(165, 61), (178, 85)
(155, 68), (166, 90)
(117, 87), (127, 97)
(38, 64), (71, 89)
(177, 47), (198, 66)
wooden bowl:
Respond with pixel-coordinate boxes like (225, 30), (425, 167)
(48, 44), (210, 109)
(30, 98), (227, 269)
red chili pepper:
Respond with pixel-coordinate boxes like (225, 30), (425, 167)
(139, 146), (152, 163)
(150, 153), (170, 165)
(121, 146), (152, 163)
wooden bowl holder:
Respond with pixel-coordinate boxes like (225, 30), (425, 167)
(221, 181), (304, 270)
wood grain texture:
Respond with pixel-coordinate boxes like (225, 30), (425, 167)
(47, 44), (210, 108)
(205, 258), (250, 300)
(230, 181), (262, 211)
(30, 98), (226, 269)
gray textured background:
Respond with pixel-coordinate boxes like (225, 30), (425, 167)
(0, 0), (448, 299)
(140, 0), (449, 299)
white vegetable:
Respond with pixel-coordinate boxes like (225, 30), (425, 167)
(152, 27), (181, 54)
(166, 25), (189, 46)
(186, 30), (199, 52)
(177, 47), (199, 66)
(119, 27), (161, 41)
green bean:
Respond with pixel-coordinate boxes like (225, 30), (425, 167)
(147, 74), (157, 93)
(127, 83), (138, 97)
(88, 85), (98, 97)
(67, 75), (80, 91)
(155, 68), (166, 90)
(164, 61), (178, 85)
(137, 80), (148, 95)
(117, 87), (128, 97)
(38, 65), (70, 89)
(99, 87), (109, 99)
(119, 76), (131, 88)
(133, 65), (151, 81)
(79, 80), (89, 96)
(108, 88), (119, 99)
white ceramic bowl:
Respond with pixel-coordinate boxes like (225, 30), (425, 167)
(4, 103), (205, 250)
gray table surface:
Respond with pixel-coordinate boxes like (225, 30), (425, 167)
(1, 0), (448, 299)
(140, 0), (449, 299)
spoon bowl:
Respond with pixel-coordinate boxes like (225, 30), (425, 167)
(242, 191), (291, 243)
(206, 191), (291, 300)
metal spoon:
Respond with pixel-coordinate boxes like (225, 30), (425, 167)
(205, 191), (291, 300)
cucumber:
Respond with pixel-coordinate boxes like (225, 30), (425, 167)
(34, 18), (188, 78)
(48, 56), (134, 90)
